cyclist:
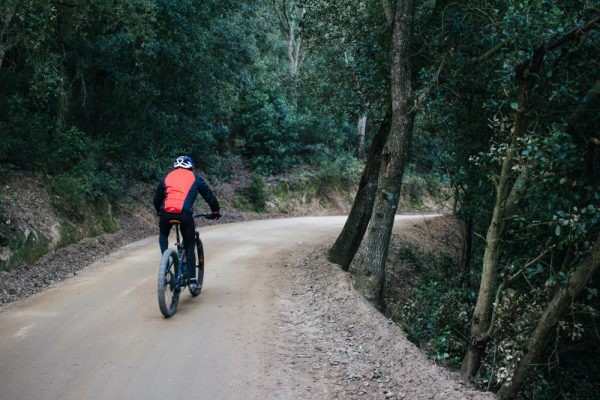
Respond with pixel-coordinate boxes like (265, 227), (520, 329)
(153, 156), (220, 291)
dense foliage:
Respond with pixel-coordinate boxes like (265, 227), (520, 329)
(0, 0), (359, 194)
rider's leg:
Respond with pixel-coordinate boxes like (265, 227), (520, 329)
(180, 214), (196, 279)
(158, 215), (173, 254)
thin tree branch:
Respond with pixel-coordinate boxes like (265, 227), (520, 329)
(516, 13), (600, 80)
(471, 43), (504, 63)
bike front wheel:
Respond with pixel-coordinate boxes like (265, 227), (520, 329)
(158, 248), (180, 318)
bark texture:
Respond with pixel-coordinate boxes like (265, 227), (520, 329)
(356, 115), (367, 159)
(350, 0), (415, 308)
(328, 111), (391, 270)
(496, 235), (600, 399)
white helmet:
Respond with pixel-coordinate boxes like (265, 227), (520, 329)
(174, 155), (194, 169)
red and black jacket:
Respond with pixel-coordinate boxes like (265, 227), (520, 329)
(153, 168), (219, 215)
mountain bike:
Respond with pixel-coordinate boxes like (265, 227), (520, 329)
(157, 213), (214, 318)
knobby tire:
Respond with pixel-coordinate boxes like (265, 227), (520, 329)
(158, 248), (180, 318)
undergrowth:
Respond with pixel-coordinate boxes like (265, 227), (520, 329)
(2, 229), (50, 271)
(384, 238), (600, 400)
(234, 154), (363, 213)
(384, 240), (470, 368)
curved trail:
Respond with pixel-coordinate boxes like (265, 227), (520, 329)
(0, 215), (479, 400)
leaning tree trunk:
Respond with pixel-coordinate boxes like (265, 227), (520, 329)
(497, 234), (600, 399)
(461, 94), (532, 376)
(329, 111), (391, 270)
(349, 0), (415, 308)
(460, 111), (526, 376)
(461, 14), (600, 378)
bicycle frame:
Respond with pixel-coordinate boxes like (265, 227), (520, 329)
(171, 223), (191, 288)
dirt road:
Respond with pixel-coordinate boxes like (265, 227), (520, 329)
(0, 216), (492, 400)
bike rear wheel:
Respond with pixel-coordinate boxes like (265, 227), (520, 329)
(189, 232), (204, 297)
(158, 248), (180, 317)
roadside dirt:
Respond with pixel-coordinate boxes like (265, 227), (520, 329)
(271, 242), (495, 400)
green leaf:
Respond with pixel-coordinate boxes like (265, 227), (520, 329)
(555, 225), (561, 236)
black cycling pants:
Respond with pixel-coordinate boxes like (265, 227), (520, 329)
(159, 212), (196, 279)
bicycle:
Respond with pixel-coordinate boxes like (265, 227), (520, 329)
(157, 213), (214, 318)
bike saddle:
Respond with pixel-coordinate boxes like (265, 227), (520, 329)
(169, 220), (181, 225)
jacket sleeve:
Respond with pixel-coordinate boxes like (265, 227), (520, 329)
(195, 174), (220, 212)
(153, 179), (165, 214)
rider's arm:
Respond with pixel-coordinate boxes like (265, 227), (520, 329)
(195, 174), (220, 213)
(153, 179), (166, 215)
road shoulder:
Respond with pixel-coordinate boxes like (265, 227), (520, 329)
(269, 243), (497, 400)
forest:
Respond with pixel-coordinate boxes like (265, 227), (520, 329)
(1, 0), (599, 399)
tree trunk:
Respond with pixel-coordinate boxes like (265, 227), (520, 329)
(496, 235), (600, 399)
(461, 79), (530, 377)
(349, 0), (415, 308)
(460, 217), (474, 288)
(356, 115), (367, 159)
(329, 111), (391, 270)
(287, 23), (301, 76)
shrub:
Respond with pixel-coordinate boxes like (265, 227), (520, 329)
(81, 171), (125, 203)
(48, 170), (123, 225)
(235, 173), (269, 212)
(48, 174), (87, 221)
(314, 153), (362, 196)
